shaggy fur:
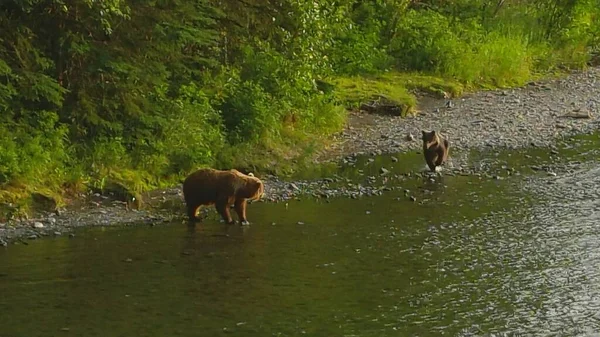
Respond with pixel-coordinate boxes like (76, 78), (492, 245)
(421, 130), (450, 172)
(182, 168), (264, 224)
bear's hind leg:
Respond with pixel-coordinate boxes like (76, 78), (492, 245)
(216, 199), (234, 224)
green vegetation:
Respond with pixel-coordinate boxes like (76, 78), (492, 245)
(333, 72), (464, 115)
(1, 0), (599, 215)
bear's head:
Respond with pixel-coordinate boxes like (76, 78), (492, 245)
(421, 130), (439, 146)
(231, 169), (264, 201)
(244, 175), (264, 201)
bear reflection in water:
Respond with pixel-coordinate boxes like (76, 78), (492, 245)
(182, 168), (264, 225)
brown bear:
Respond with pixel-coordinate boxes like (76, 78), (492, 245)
(421, 130), (450, 172)
(182, 168), (265, 224)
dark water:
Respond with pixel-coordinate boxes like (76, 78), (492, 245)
(1, 134), (600, 337)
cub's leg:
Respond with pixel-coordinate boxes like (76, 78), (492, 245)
(435, 147), (446, 167)
(425, 151), (438, 172)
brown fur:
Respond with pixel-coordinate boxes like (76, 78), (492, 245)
(182, 168), (265, 224)
(421, 130), (450, 172)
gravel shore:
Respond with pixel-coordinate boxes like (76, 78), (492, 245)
(317, 67), (600, 161)
(1, 67), (599, 245)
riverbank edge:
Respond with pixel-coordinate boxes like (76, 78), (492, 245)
(1, 66), (599, 246)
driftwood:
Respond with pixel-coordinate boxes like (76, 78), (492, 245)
(359, 95), (408, 116)
(560, 110), (593, 119)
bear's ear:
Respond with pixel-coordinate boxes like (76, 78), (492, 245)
(421, 130), (426, 136)
(431, 130), (436, 135)
(248, 172), (255, 177)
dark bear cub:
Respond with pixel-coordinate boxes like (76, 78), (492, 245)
(421, 130), (450, 172)
(182, 168), (265, 225)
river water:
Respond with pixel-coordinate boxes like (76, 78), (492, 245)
(1, 134), (600, 337)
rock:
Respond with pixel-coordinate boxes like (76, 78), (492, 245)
(33, 222), (44, 229)
(405, 133), (415, 141)
(379, 167), (389, 175)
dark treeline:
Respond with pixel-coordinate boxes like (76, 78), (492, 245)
(1, 0), (599, 207)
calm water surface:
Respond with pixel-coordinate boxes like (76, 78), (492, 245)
(1, 135), (600, 337)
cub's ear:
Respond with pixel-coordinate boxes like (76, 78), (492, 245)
(248, 172), (255, 177)
(421, 130), (426, 136)
(431, 130), (436, 135)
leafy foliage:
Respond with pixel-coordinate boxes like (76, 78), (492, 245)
(0, 0), (599, 209)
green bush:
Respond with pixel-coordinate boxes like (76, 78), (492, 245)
(390, 10), (475, 73)
(162, 83), (225, 175)
(219, 78), (282, 144)
(446, 32), (534, 87)
(0, 111), (68, 186)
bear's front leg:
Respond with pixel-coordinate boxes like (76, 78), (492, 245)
(426, 157), (437, 172)
(187, 204), (199, 221)
(216, 200), (234, 224)
(234, 199), (249, 225)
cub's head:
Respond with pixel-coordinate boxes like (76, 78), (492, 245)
(421, 130), (439, 146)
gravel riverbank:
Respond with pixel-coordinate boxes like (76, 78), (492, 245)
(1, 67), (599, 245)
(318, 67), (600, 161)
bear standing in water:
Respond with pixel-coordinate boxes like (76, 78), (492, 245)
(182, 168), (265, 225)
(421, 130), (450, 172)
